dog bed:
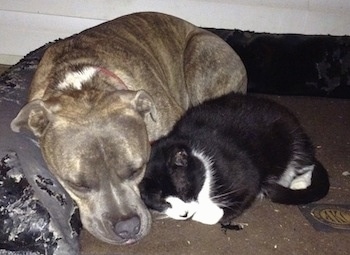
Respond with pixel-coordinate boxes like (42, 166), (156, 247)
(0, 28), (349, 255)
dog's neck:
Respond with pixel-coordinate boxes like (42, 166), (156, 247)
(95, 67), (128, 90)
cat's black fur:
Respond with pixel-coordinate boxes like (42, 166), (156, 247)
(139, 93), (329, 226)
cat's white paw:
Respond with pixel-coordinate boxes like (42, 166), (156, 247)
(192, 202), (224, 225)
(165, 196), (197, 220)
(290, 180), (308, 190)
(290, 170), (312, 190)
(164, 196), (223, 225)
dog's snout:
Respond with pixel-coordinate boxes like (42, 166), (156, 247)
(114, 216), (141, 240)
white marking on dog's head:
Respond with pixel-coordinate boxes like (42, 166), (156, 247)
(57, 67), (97, 90)
(164, 149), (224, 225)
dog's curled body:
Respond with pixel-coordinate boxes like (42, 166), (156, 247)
(11, 12), (247, 244)
(28, 12), (247, 141)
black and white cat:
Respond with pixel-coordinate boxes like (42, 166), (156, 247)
(139, 93), (329, 228)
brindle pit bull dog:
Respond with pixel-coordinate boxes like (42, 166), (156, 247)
(11, 12), (247, 245)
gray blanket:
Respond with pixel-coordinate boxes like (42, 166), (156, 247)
(0, 43), (81, 255)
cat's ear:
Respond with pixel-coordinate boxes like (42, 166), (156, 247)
(173, 148), (188, 167)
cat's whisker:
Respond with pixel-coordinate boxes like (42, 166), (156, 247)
(216, 200), (243, 210)
(211, 188), (241, 200)
(211, 185), (246, 200)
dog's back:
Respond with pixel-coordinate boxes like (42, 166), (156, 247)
(28, 12), (247, 140)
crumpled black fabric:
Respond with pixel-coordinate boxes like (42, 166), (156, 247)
(208, 28), (350, 98)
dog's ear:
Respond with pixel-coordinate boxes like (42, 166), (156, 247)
(131, 90), (157, 122)
(11, 100), (54, 137)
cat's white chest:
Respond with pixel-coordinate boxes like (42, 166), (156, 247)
(164, 150), (224, 225)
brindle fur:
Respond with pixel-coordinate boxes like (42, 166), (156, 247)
(11, 12), (247, 244)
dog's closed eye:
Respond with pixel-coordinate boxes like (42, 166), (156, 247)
(66, 180), (92, 193)
(127, 167), (143, 180)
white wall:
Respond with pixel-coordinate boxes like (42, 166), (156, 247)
(1, 0), (350, 65)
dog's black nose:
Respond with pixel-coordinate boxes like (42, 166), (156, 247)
(114, 216), (141, 239)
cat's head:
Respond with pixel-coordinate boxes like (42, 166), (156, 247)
(139, 140), (206, 221)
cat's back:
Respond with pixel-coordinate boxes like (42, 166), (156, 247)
(174, 92), (300, 135)
(211, 93), (297, 124)
(170, 92), (308, 177)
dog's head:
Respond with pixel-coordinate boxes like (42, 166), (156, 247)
(11, 89), (156, 244)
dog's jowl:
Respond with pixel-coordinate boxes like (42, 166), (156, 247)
(11, 12), (247, 244)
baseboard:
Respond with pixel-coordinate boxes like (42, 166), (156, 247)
(1, 2), (350, 61)
(0, 54), (22, 65)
